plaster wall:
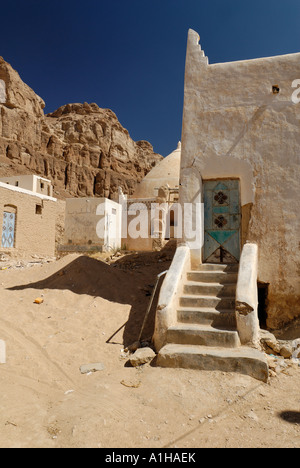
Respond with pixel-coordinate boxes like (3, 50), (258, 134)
(0, 184), (57, 257)
(0, 175), (37, 192)
(123, 198), (155, 251)
(63, 197), (122, 251)
(0, 175), (53, 197)
(181, 30), (300, 328)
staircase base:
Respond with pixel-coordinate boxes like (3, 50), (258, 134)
(156, 343), (269, 382)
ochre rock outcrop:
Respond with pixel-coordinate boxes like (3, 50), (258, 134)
(0, 57), (163, 199)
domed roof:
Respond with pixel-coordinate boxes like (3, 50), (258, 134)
(132, 142), (181, 199)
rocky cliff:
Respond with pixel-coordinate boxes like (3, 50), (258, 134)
(0, 57), (163, 199)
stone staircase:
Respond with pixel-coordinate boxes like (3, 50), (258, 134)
(156, 263), (269, 382)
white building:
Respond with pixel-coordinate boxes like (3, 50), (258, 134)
(0, 175), (53, 198)
(60, 197), (122, 253)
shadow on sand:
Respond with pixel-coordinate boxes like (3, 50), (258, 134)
(278, 411), (300, 425)
(8, 242), (176, 348)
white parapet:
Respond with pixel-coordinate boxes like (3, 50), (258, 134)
(153, 245), (191, 351)
(235, 243), (260, 347)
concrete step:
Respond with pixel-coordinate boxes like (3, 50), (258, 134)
(183, 281), (236, 297)
(187, 271), (238, 284)
(166, 323), (240, 348)
(156, 343), (269, 382)
(180, 295), (235, 310)
(177, 307), (237, 328)
(196, 263), (239, 273)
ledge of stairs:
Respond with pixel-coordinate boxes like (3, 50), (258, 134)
(187, 271), (238, 284)
(167, 323), (240, 348)
(177, 307), (237, 327)
(194, 263), (239, 272)
(156, 343), (269, 382)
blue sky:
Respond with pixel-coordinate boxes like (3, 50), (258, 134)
(1, 0), (300, 156)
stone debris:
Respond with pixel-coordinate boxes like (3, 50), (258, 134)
(266, 354), (299, 378)
(247, 410), (259, 421)
(34, 297), (44, 304)
(0, 256), (56, 271)
(129, 347), (156, 367)
(79, 363), (105, 374)
(292, 339), (300, 359)
(120, 379), (141, 388)
(260, 329), (300, 360)
(259, 330), (300, 378)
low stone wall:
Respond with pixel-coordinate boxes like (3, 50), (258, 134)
(153, 245), (191, 351)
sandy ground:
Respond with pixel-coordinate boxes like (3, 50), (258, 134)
(0, 246), (299, 449)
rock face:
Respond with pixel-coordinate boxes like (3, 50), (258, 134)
(0, 57), (163, 199)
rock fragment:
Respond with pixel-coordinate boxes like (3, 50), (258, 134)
(80, 362), (105, 374)
(129, 347), (156, 367)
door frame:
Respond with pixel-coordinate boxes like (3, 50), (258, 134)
(202, 178), (241, 264)
(1, 205), (17, 249)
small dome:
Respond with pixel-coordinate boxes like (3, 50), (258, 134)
(132, 142), (181, 199)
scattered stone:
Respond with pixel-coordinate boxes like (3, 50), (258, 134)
(279, 342), (293, 359)
(79, 362), (105, 374)
(119, 349), (130, 360)
(292, 339), (300, 359)
(247, 410), (259, 421)
(34, 297), (44, 304)
(260, 329), (300, 361)
(260, 330), (281, 354)
(292, 349), (300, 359)
(129, 347), (156, 367)
(120, 379), (141, 388)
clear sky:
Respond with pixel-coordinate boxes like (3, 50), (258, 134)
(1, 0), (300, 156)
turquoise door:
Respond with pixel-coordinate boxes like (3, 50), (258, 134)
(203, 180), (240, 263)
(1, 212), (16, 248)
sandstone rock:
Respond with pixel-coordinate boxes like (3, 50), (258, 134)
(292, 349), (300, 359)
(129, 347), (156, 367)
(0, 57), (163, 200)
(260, 329), (281, 354)
(278, 341), (293, 359)
(260, 330), (298, 359)
(79, 362), (105, 374)
(34, 298), (44, 304)
(0, 56), (45, 117)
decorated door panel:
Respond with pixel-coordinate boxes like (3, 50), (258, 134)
(203, 180), (240, 263)
(1, 212), (16, 248)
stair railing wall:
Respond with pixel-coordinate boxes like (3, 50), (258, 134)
(153, 245), (191, 351)
(235, 242), (260, 347)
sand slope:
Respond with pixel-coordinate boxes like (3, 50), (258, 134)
(0, 250), (299, 448)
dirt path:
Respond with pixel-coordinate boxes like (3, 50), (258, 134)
(0, 251), (299, 448)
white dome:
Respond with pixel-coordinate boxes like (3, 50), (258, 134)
(132, 142), (181, 199)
